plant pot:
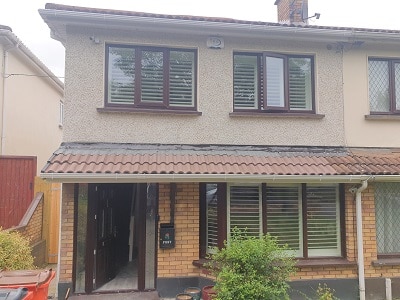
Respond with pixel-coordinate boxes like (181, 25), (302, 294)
(184, 287), (201, 300)
(176, 293), (193, 300)
(202, 285), (217, 300)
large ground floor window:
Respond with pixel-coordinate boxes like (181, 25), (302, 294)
(200, 183), (345, 259)
(375, 182), (400, 257)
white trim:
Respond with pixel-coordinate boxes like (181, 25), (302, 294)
(39, 9), (400, 45)
(40, 173), (374, 183)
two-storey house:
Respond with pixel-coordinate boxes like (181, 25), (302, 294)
(39, 1), (400, 299)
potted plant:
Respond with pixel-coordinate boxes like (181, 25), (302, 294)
(206, 229), (296, 300)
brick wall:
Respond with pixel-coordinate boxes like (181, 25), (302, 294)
(275, 0), (306, 24)
(59, 183), (74, 281)
(362, 184), (400, 278)
(11, 192), (46, 266)
(16, 195), (43, 244)
(157, 183), (201, 278)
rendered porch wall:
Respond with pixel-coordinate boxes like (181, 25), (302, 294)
(157, 183), (201, 278)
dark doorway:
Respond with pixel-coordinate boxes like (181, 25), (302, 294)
(82, 183), (157, 293)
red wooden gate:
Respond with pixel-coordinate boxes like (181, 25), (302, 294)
(0, 156), (36, 229)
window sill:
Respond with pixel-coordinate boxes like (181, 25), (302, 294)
(296, 258), (356, 268)
(372, 258), (400, 267)
(365, 114), (400, 121)
(230, 112), (325, 119)
(193, 258), (356, 269)
(98, 107), (202, 116)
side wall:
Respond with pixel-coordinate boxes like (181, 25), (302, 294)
(2, 49), (63, 174)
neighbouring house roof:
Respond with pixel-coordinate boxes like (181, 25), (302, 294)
(40, 3), (400, 46)
(0, 26), (64, 91)
(41, 143), (400, 183)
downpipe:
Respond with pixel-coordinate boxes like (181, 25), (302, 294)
(350, 180), (368, 300)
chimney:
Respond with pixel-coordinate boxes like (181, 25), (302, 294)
(274, 0), (308, 25)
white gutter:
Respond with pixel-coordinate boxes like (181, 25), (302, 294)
(350, 180), (369, 300)
(40, 173), (371, 183)
(39, 9), (400, 44)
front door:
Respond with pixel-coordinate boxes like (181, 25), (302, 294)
(94, 185), (117, 289)
(83, 183), (157, 293)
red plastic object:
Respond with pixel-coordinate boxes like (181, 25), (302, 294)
(0, 269), (55, 300)
(201, 285), (217, 300)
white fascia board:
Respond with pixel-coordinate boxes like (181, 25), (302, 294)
(38, 9), (400, 45)
(40, 173), (373, 184)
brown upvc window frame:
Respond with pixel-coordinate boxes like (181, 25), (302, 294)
(105, 44), (198, 112)
(199, 182), (345, 260)
(368, 58), (400, 115)
(233, 52), (316, 114)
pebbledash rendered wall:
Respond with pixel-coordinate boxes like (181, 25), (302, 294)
(63, 26), (345, 147)
(58, 183), (400, 299)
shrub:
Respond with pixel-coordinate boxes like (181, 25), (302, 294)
(207, 229), (296, 300)
(316, 283), (339, 300)
(0, 228), (34, 270)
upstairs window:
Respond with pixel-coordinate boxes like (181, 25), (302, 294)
(368, 58), (400, 114)
(233, 52), (314, 113)
(106, 45), (197, 110)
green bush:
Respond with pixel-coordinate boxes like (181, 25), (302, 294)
(0, 228), (34, 270)
(316, 283), (339, 300)
(207, 229), (296, 300)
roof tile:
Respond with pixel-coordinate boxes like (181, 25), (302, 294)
(42, 143), (400, 177)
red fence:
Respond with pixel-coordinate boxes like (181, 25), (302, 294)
(0, 156), (36, 229)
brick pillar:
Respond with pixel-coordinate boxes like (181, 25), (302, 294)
(59, 183), (74, 281)
(158, 183), (200, 278)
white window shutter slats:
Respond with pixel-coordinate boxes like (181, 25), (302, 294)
(169, 51), (195, 107)
(229, 185), (261, 237)
(108, 47), (135, 104)
(306, 185), (340, 257)
(233, 55), (258, 109)
(288, 58), (312, 110)
(266, 185), (301, 255)
(141, 51), (164, 103)
(206, 184), (218, 253)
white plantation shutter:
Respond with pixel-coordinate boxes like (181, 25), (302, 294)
(265, 56), (285, 107)
(108, 47), (135, 104)
(228, 185), (261, 237)
(306, 185), (340, 257)
(266, 185), (302, 256)
(169, 51), (195, 107)
(141, 50), (164, 103)
(289, 57), (312, 110)
(233, 55), (258, 109)
(206, 184), (218, 253)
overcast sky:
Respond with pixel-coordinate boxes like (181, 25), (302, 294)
(1, 0), (400, 79)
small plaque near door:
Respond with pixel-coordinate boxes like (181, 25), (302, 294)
(159, 223), (175, 249)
